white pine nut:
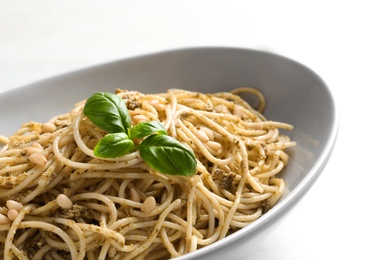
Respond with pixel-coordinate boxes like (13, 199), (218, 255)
(133, 115), (149, 124)
(206, 141), (222, 151)
(32, 143), (43, 149)
(6, 200), (23, 211)
(56, 194), (73, 209)
(202, 128), (214, 141)
(195, 129), (209, 143)
(7, 209), (19, 221)
(141, 196), (156, 213)
(154, 103), (165, 112)
(233, 106), (243, 118)
(0, 213), (11, 224)
(40, 150), (50, 159)
(150, 100), (166, 112)
(129, 188), (141, 203)
(26, 147), (42, 155)
(29, 153), (47, 165)
(41, 123), (56, 133)
(215, 104), (229, 114)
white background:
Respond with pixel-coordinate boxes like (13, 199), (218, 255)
(1, 1), (389, 259)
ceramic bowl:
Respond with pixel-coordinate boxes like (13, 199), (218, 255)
(0, 47), (338, 260)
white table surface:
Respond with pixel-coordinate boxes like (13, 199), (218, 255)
(1, 1), (389, 259)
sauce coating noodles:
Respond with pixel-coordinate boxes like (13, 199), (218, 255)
(0, 88), (295, 259)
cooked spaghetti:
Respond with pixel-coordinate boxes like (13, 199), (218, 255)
(0, 88), (295, 259)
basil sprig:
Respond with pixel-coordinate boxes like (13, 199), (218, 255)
(83, 92), (197, 176)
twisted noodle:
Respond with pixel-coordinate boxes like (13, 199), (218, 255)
(0, 88), (295, 259)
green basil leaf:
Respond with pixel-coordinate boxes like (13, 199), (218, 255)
(84, 92), (131, 134)
(139, 134), (197, 176)
(94, 132), (134, 158)
(130, 121), (167, 139)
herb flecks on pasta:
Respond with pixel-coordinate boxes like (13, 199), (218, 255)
(0, 88), (295, 259)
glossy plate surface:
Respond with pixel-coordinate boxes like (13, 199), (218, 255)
(0, 47), (338, 260)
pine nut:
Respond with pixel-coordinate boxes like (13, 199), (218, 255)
(150, 100), (166, 112)
(41, 123), (56, 133)
(29, 153), (47, 165)
(6, 200), (23, 211)
(129, 188), (141, 203)
(141, 196), (156, 213)
(215, 104), (229, 114)
(133, 115), (148, 124)
(233, 106), (243, 118)
(26, 147), (42, 155)
(195, 129), (209, 143)
(0, 213), (11, 224)
(56, 194), (73, 209)
(149, 99), (158, 105)
(32, 143), (43, 149)
(201, 127), (214, 141)
(40, 150), (50, 159)
(7, 209), (18, 221)
(206, 141), (222, 151)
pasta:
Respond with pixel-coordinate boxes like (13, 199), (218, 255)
(0, 88), (295, 259)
